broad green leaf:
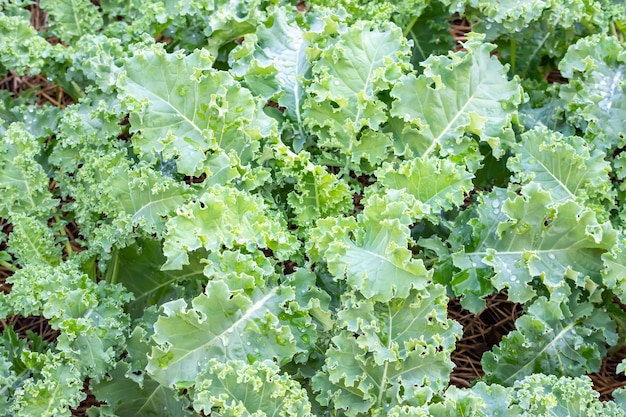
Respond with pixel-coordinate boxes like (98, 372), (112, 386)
(230, 7), (309, 124)
(309, 193), (431, 302)
(106, 238), (205, 320)
(559, 34), (626, 151)
(303, 21), (412, 164)
(452, 183), (616, 303)
(117, 45), (275, 175)
(39, 0), (103, 42)
(482, 289), (617, 385)
(162, 185), (298, 270)
(509, 374), (626, 416)
(88, 361), (192, 417)
(0, 123), (58, 219)
(0, 14), (63, 75)
(192, 359), (313, 416)
(7, 214), (62, 267)
(405, 1), (456, 68)
(273, 144), (353, 228)
(508, 126), (613, 207)
(375, 156), (474, 223)
(391, 33), (524, 159)
(0, 95), (60, 140)
(2, 263), (132, 381)
(312, 286), (461, 415)
(147, 280), (301, 388)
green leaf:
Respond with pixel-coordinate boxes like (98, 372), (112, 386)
(162, 185), (298, 270)
(303, 20), (412, 164)
(405, 1), (456, 68)
(0, 123), (58, 219)
(202, 248), (276, 292)
(106, 164), (191, 235)
(601, 238), (626, 305)
(117, 45), (275, 175)
(390, 33), (524, 159)
(230, 7), (309, 125)
(509, 374), (626, 416)
(39, 0), (103, 42)
(508, 126), (613, 207)
(7, 214), (62, 267)
(375, 156), (474, 223)
(312, 285), (461, 415)
(0, 14), (62, 75)
(88, 361), (192, 417)
(273, 144), (353, 228)
(192, 359), (313, 416)
(309, 193), (431, 303)
(452, 183), (616, 303)
(106, 238), (205, 320)
(147, 280), (301, 388)
(482, 289), (617, 385)
(2, 262), (132, 381)
(559, 34), (626, 151)
(8, 355), (85, 417)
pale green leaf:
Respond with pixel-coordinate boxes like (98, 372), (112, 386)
(0, 14), (62, 75)
(273, 144), (353, 228)
(117, 45), (275, 175)
(7, 214), (62, 267)
(559, 34), (626, 151)
(192, 359), (313, 416)
(509, 374), (626, 416)
(39, 0), (103, 42)
(508, 126), (612, 206)
(313, 286), (461, 415)
(303, 21), (412, 164)
(309, 193), (431, 302)
(482, 289), (617, 385)
(390, 33), (524, 159)
(147, 280), (300, 388)
(230, 7), (309, 125)
(452, 184), (616, 303)
(0, 123), (58, 219)
(162, 185), (298, 270)
(375, 156), (474, 223)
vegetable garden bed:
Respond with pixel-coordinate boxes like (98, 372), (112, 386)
(1, 0), (626, 416)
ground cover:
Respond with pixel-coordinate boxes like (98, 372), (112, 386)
(1, 0), (626, 416)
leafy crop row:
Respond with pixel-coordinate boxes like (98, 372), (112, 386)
(0, 0), (626, 416)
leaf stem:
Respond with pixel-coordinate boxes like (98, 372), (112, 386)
(510, 38), (516, 75)
(55, 216), (74, 257)
(0, 261), (16, 272)
(376, 303), (393, 409)
(403, 16), (419, 38)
